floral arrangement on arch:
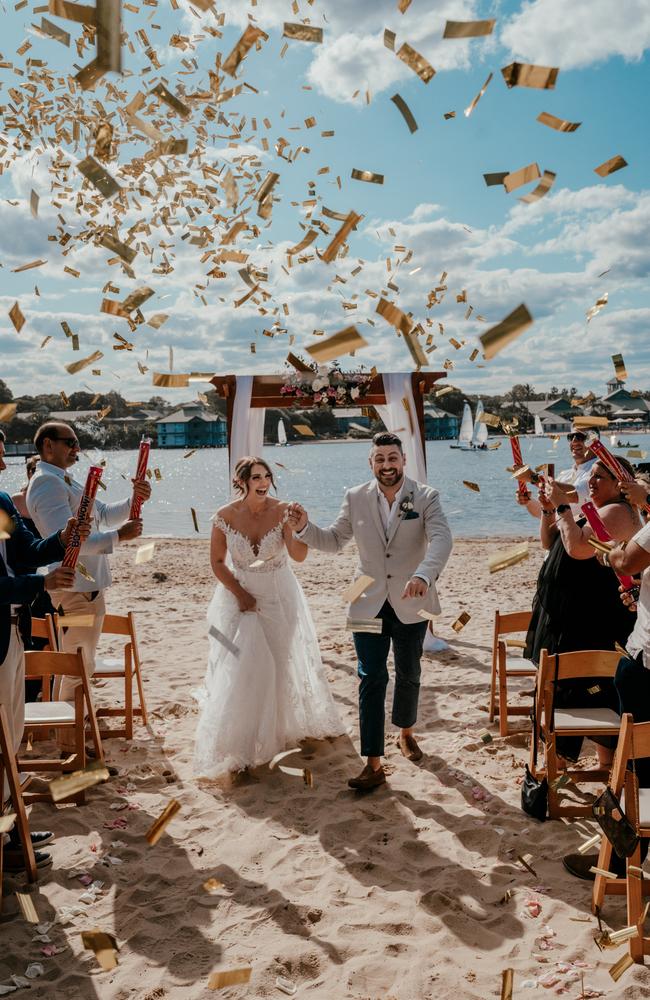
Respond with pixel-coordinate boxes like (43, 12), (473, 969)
(280, 363), (374, 407)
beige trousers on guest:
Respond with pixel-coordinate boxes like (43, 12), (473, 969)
(0, 625), (25, 802)
(50, 590), (106, 750)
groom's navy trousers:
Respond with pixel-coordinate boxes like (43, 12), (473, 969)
(353, 600), (427, 757)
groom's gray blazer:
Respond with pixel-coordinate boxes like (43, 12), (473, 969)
(300, 476), (453, 625)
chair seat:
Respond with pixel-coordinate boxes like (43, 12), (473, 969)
(555, 707), (621, 731)
(505, 656), (536, 675)
(620, 788), (650, 828)
(25, 702), (76, 725)
(95, 656), (125, 678)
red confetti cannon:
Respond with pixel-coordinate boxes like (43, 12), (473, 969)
(62, 465), (103, 569)
(130, 437), (151, 520)
(588, 436), (650, 515)
(509, 435), (530, 501)
(581, 500), (638, 595)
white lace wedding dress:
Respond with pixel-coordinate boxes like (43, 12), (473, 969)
(193, 515), (346, 777)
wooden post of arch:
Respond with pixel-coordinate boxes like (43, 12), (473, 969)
(209, 371), (447, 473)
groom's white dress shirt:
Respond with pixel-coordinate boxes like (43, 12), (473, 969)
(27, 461), (130, 593)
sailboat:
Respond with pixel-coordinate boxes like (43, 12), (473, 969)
(471, 400), (489, 450)
(276, 419), (290, 447)
(534, 414), (544, 437)
(450, 402), (475, 450)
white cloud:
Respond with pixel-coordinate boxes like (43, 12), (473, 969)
(501, 0), (650, 69)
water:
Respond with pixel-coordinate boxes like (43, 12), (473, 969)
(3, 435), (648, 539)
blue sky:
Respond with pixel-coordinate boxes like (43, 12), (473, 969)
(1, 0), (649, 402)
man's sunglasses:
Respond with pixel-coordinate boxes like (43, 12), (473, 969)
(567, 432), (587, 442)
(49, 436), (79, 448)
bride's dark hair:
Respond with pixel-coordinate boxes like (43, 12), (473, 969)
(232, 456), (276, 497)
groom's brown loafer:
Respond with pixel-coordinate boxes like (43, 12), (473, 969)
(396, 734), (423, 761)
(348, 764), (386, 791)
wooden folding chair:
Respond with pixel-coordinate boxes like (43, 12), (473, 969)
(488, 609), (536, 736)
(0, 704), (37, 885)
(24, 614), (58, 745)
(92, 612), (148, 740)
(18, 649), (104, 805)
(592, 713), (650, 963)
(536, 648), (621, 819)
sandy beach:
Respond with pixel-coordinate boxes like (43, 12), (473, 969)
(2, 536), (649, 999)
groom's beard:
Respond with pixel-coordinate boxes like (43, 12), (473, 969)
(376, 470), (403, 487)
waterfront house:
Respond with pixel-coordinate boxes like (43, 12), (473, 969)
(156, 404), (227, 448)
(423, 405), (461, 440)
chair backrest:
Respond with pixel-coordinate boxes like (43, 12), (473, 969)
(495, 609), (532, 636)
(540, 647), (622, 683)
(101, 614), (131, 637)
(24, 649), (85, 679)
(30, 614), (57, 649)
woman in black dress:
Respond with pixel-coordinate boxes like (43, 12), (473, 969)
(525, 457), (640, 765)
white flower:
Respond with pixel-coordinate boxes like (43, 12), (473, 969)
(350, 387), (360, 400)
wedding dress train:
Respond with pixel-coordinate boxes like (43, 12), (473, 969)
(193, 515), (345, 777)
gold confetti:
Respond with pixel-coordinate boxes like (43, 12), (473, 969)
(50, 760), (110, 802)
(384, 28), (396, 50)
(293, 423), (315, 437)
(48, 0), (96, 22)
(351, 168), (384, 184)
(15, 892), (39, 924)
(396, 42), (435, 83)
(390, 93), (418, 132)
(65, 351), (104, 375)
(444, 19), (495, 37)
(577, 833), (602, 854)
(537, 111), (581, 133)
(9, 302), (25, 333)
(30, 190), (39, 218)
(81, 929), (119, 971)
(282, 23), (323, 43)
(11, 259), (48, 274)
(451, 611), (471, 632)
(488, 542), (529, 573)
(586, 292), (608, 322)
(398, 0), (412, 10)
(595, 154), (628, 177)
(402, 328), (429, 367)
(483, 172), (508, 186)
(500, 969), (514, 1000)
(321, 211), (362, 263)
(517, 853), (537, 877)
(503, 162), (541, 194)
(152, 373), (190, 388)
(519, 170), (556, 204)
(342, 574), (375, 604)
(306, 325), (368, 364)
(609, 953), (634, 982)
(135, 542), (156, 564)
(464, 72), (493, 117)
(612, 353), (627, 380)
(145, 799), (181, 846)
(501, 62), (558, 89)
(479, 304), (533, 360)
(150, 82), (190, 118)
(222, 24), (268, 77)
(462, 481), (480, 492)
(573, 415), (609, 428)
(191, 508), (199, 533)
(76, 156), (121, 199)
(98, 232), (136, 264)
(208, 968), (252, 991)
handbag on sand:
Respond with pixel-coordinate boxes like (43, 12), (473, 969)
(521, 655), (558, 822)
(592, 785), (639, 858)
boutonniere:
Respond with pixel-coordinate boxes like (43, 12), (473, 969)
(399, 493), (419, 520)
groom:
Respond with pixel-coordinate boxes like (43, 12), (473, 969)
(288, 432), (453, 790)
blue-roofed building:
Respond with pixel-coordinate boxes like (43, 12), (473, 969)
(156, 403), (227, 448)
(423, 405), (461, 440)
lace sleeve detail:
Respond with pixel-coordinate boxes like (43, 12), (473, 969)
(213, 514), (230, 534)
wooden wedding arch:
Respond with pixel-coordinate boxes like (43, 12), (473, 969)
(210, 371), (447, 472)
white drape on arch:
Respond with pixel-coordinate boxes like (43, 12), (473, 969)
(229, 375), (265, 485)
(375, 372), (427, 484)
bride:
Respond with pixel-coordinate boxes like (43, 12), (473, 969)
(194, 456), (345, 777)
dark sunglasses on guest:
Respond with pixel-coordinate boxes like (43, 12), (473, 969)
(49, 436), (79, 448)
(567, 432), (587, 442)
